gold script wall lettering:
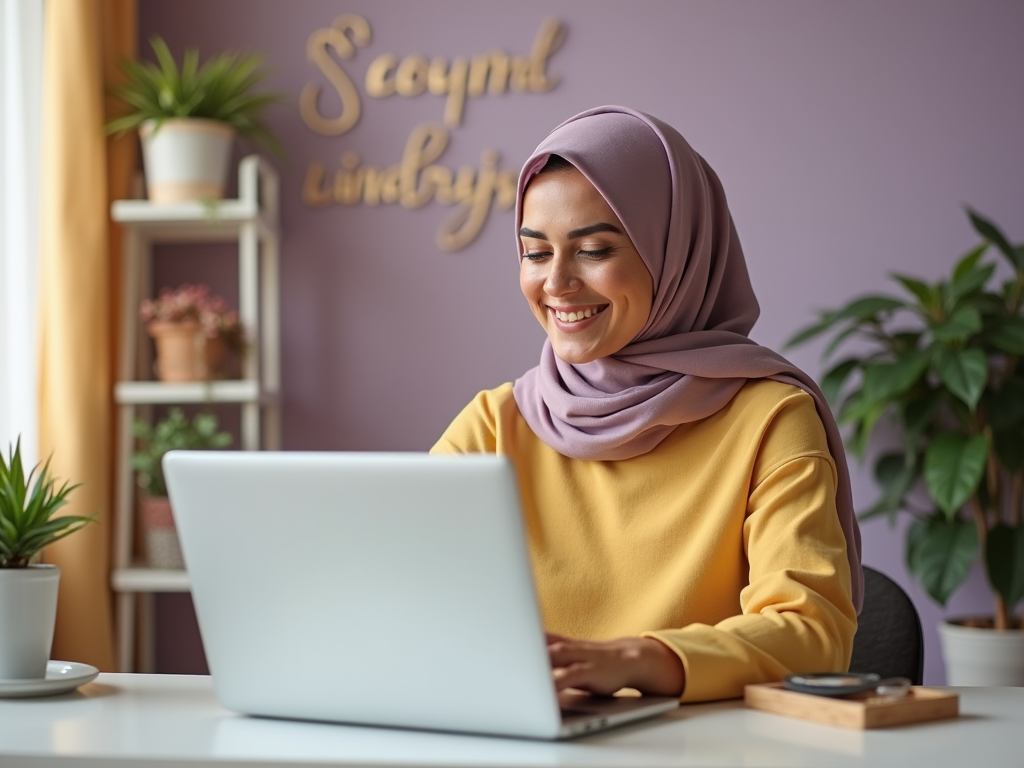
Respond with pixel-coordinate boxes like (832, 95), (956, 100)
(299, 14), (371, 136)
(302, 122), (519, 252)
(299, 16), (565, 251)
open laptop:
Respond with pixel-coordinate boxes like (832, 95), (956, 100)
(163, 451), (679, 740)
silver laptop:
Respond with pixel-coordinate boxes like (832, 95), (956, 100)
(163, 451), (678, 740)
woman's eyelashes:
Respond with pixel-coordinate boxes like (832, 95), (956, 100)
(521, 245), (615, 260)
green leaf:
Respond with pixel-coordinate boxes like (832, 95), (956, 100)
(903, 388), (943, 441)
(893, 274), (938, 310)
(833, 295), (906, 322)
(932, 345), (988, 410)
(986, 317), (1024, 355)
(820, 358), (860, 404)
(949, 265), (995, 308)
(861, 351), (930, 404)
(930, 306), (982, 343)
(967, 208), (1023, 270)
(821, 323), (863, 362)
(859, 452), (916, 523)
(907, 516), (978, 606)
(784, 314), (844, 349)
(924, 432), (987, 518)
(850, 401), (887, 459)
(952, 242), (989, 280)
(985, 524), (1024, 610)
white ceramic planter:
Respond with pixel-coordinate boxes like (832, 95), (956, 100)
(139, 118), (235, 203)
(0, 565), (60, 679)
(939, 619), (1024, 686)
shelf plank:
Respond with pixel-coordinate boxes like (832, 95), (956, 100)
(111, 200), (275, 242)
(114, 380), (271, 404)
(112, 567), (191, 593)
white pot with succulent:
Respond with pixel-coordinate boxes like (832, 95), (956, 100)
(106, 35), (283, 203)
(0, 440), (98, 693)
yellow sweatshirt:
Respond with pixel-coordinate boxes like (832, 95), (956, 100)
(431, 379), (856, 702)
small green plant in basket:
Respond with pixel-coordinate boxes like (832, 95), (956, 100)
(132, 409), (233, 498)
(786, 208), (1024, 630)
(0, 439), (96, 569)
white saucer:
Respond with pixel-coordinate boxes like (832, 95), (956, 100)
(0, 661), (100, 699)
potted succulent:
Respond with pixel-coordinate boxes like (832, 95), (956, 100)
(0, 439), (95, 679)
(787, 208), (1024, 685)
(106, 35), (283, 203)
(140, 283), (246, 382)
(132, 408), (232, 570)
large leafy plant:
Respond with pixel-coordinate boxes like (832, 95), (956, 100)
(106, 35), (284, 156)
(0, 439), (96, 569)
(787, 209), (1024, 630)
(132, 408), (232, 498)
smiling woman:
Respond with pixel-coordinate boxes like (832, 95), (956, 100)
(518, 162), (653, 364)
(431, 106), (863, 703)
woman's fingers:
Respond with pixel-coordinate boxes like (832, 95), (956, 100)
(548, 637), (631, 694)
(546, 634), (686, 698)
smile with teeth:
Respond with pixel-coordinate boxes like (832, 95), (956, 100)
(551, 305), (608, 323)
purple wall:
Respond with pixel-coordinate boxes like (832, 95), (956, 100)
(140, 0), (1024, 684)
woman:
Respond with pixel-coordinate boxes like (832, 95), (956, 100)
(431, 106), (862, 703)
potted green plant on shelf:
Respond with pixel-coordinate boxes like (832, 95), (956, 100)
(132, 409), (232, 570)
(140, 283), (246, 383)
(787, 208), (1024, 685)
(0, 439), (96, 680)
(106, 35), (284, 204)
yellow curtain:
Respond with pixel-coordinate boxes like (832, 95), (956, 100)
(38, 0), (136, 671)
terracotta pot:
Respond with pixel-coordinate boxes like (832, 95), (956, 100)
(139, 118), (235, 204)
(148, 320), (204, 382)
(203, 334), (229, 380)
(139, 495), (184, 570)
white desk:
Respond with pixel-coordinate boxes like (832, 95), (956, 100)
(0, 674), (1019, 767)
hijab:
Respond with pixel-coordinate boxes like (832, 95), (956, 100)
(512, 106), (863, 611)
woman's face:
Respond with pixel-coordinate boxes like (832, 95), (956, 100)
(519, 166), (654, 364)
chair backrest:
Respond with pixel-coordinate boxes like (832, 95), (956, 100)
(848, 566), (925, 685)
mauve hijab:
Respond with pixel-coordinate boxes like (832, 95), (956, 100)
(512, 106), (863, 611)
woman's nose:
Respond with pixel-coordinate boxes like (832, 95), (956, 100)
(543, 254), (580, 295)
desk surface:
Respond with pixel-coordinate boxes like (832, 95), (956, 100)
(0, 674), (1020, 768)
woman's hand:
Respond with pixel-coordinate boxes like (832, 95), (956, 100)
(546, 632), (686, 698)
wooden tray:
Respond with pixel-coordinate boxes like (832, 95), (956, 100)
(744, 682), (959, 729)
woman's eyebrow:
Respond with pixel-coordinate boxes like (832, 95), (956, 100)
(519, 222), (623, 240)
(567, 222), (622, 239)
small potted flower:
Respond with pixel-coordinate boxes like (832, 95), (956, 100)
(0, 439), (95, 679)
(132, 408), (232, 569)
(140, 284), (246, 382)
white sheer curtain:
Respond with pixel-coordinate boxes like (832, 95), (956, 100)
(0, 0), (44, 465)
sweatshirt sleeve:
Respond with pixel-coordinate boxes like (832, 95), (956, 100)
(429, 384), (511, 455)
(644, 403), (858, 702)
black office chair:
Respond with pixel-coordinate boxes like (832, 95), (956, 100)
(848, 566), (925, 685)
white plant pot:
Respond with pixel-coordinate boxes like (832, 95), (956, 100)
(939, 619), (1024, 686)
(0, 565), (60, 680)
(140, 118), (235, 204)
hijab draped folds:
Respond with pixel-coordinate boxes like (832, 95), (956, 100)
(511, 106), (863, 611)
